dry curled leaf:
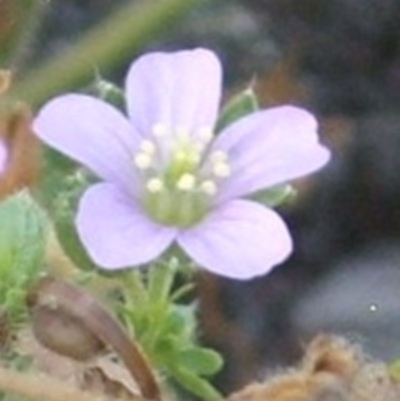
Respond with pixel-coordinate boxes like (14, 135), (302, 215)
(81, 357), (141, 400)
(27, 277), (161, 401)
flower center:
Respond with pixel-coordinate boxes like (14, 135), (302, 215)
(133, 124), (231, 227)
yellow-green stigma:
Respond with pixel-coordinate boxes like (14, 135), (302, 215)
(133, 124), (231, 228)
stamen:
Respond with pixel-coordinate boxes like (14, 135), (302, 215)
(140, 140), (156, 154)
(200, 180), (217, 196)
(134, 153), (152, 169)
(197, 126), (213, 143)
(146, 177), (164, 193)
(210, 150), (228, 163)
(174, 148), (200, 164)
(176, 173), (196, 191)
(152, 123), (168, 137)
(213, 161), (231, 178)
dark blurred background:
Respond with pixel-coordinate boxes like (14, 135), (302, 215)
(3, 0), (400, 394)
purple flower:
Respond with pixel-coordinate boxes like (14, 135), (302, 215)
(34, 48), (330, 279)
(0, 139), (7, 175)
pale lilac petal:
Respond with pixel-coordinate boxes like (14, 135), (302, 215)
(177, 199), (292, 279)
(34, 94), (141, 192)
(0, 139), (7, 174)
(212, 106), (330, 203)
(125, 48), (222, 136)
(76, 183), (178, 268)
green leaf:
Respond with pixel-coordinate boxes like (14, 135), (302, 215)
(175, 347), (224, 375)
(252, 184), (296, 207)
(0, 191), (47, 322)
(163, 305), (196, 338)
(215, 87), (259, 133)
(170, 366), (223, 401)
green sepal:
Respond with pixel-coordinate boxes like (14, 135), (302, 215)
(0, 190), (47, 323)
(92, 74), (125, 110)
(38, 147), (97, 271)
(215, 86), (259, 133)
(252, 184), (296, 207)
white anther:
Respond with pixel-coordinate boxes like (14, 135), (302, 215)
(146, 177), (164, 193)
(176, 173), (196, 191)
(134, 153), (152, 169)
(140, 140), (156, 154)
(210, 150), (228, 163)
(200, 180), (217, 196)
(152, 123), (168, 137)
(197, 126), (213, 143)
(213, 161), (231, 178)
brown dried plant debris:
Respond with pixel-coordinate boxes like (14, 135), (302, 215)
(26, 276), (161, 401)
(0, 70), (40, 198)
(16, 328), (141, 401)
(227, 334), (400, 401)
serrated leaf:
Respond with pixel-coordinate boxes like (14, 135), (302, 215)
(176, 347), (223, 376)
(215, 87), (259, 133)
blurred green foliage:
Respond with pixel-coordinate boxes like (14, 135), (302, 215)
(8, 0), (206, 107)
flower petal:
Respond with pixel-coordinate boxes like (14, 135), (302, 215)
(76, 183), (178, 268)
(0, 139), (7, 174)
(34, 94), (141, 192)
(125, 48), (222, 135)
(177, 199), (292, 279)
(212, 106), (330, 203)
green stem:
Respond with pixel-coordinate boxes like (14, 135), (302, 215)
(148, 260), (176, 306)
(8, 0), (205, 107)
(123, 269), (147, 305)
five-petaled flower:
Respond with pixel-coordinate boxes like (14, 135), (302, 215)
(34, 48), (330, 279)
